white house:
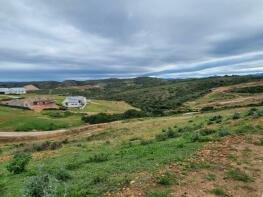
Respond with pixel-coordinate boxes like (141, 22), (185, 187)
(62, 96), (87, 108)
(0, 87), (26, 95)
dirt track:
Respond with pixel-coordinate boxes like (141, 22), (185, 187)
(0, 123), (109, 143)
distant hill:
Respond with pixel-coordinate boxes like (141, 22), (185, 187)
(1, 75), (262, 113)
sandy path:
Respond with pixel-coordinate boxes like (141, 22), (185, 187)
(0, 123), (109, 143)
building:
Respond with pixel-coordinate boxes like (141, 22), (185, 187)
(24, 84), (39, 92)
(0, 88), (9, 94)
(62, 96), (87, 108)
(3, 97), (58, 111)
(0, 87), (26, 95)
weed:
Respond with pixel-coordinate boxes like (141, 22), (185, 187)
(232, 112), (241, 120)
(89, 153), (109, 163)
(218, 129), (231, 137)
(156, 172), (177, 185)
(7, 152), (32, 174)
(146, 188), (172, 197)
(52, 168), (71, 181)
(199, 128), (216, 136)
(226, 168), (252, 182)
(204, 173), (216, 181)
(191, 132), (200, 142)
(210, 187), (226, 196)
(140, 139), (154, 145)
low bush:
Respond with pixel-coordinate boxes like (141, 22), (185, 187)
(156, 172), (176, 185)
(7, 152), (32, 174)
(199, 128), (216, 136)
(52, 168), (71, 181)
(210, 187), (226, 196)
(191, 132), (201, 142)
(201, 106), (214, 112)
(42, 110), (73, 118)
(82, 109), (147, 124)
(218, 129), (231, 137)
(89, 153), (109, 163)
(24, 141), (63, 152)
(22, 173), (59, 197)
(209, 115), (223, 123)
(232, 112), (241, 120)
(140, 139), (154, 145)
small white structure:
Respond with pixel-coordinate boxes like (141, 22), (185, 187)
(62, 96), (87, 108)
(0, 87), (26, 95)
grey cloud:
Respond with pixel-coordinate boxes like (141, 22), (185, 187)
(0, 0), (263, 81)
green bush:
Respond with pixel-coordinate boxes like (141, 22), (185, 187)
(232, 112), (241, 120)
(209, 115), (223, 123)
(210, 187), (226, 196)
(89, 153), (109, 163)
(52, 168), (71, 181)
(199, 128), (216, 136)
(201, 106), (214, 112)
(155, 133), (169, 141)
(22, 173), (58, 197)
(156, 172), (175, 185)
(140, 139), (154, 145)
(218, 129), (231, 137)
(7, 152), (32, 174)
(191, 132), (201, 142)
(24, 141), (63, 152)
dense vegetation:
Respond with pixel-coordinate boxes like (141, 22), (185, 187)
(231, 85), (263, 94)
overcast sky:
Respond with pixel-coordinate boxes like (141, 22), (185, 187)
(0, 0), (263, 81)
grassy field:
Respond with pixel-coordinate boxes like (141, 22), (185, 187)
(0, 106), (83, 131)
(0, 106), (262, 196)
(0, 94), (136, 131)
(185, 80), (263, 111)
(70, 99), (137, 114)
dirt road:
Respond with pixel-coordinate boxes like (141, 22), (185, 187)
(0, 123), (109, 143)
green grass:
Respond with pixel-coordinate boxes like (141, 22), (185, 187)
(70, 99), (137, 114)
(226, 168), (252, 182)
(0, 106), (262, 196)
(0, 106), (82, 131)
(210, 187), (226, 196)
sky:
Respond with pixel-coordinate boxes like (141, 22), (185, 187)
(0, 0), (263, 81)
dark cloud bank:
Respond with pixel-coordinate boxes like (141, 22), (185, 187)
(0, 0), (263, 81)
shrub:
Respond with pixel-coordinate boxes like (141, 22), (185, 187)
(166, 129), (179, 138)
(156, 172), (175, 185)
(201, 106), (214, 112)
(191, 132), (200, 142)
(155, 133), (168, 141)
(209, 115), (223, 123)
(232, 112), (241, 120)
(199, 128), (216, 136)
(7, 152), (32, 174)
(89, 153), (109, 162)
(204, 173), (216, 181)
(22, 173), (58, 197)
(218, 129), (231, 137)
(52, 168), (71, 181)
(140, 139), (154, 145)
(82, 109), (147, 124)
(24, 141), (63, 152)
(210, 187), (226, 196)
